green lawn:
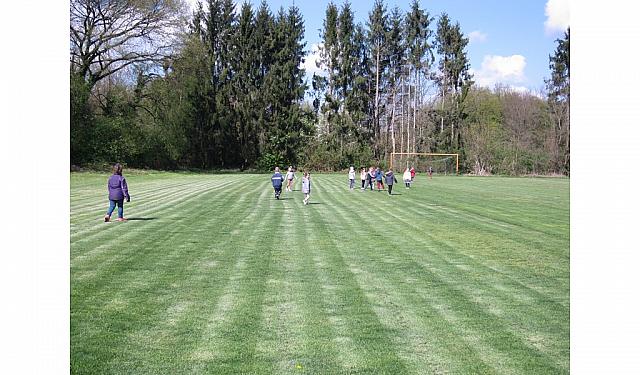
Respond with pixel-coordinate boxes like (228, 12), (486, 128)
(71, 172), (569, 374)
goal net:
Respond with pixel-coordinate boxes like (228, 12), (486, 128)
(389, 153), (459, 175)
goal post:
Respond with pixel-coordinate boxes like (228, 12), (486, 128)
(389, 152), (459, 175)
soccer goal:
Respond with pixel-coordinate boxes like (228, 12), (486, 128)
(389, 152), (459, 175)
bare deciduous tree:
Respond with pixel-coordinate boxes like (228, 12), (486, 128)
(70, 0), (186, 87)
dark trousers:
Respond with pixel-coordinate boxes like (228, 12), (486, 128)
(388, 184), (393, 195)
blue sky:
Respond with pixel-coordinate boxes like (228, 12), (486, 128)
(186, 0), (569, 94)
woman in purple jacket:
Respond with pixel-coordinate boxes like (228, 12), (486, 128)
(104, 163), (130, 222)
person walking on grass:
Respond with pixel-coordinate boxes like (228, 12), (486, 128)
(302, 171), (311, 205)
(385, 168), (398, 195)
(375, 167), (384, 191)
(403, 168), (412, 188)
(348, 166), (356, 190)
(286, 166), (295, 192)
(360, 167), (367, 190)
(368, 167), (375, 190)
(410, 166), (416, 181)
(428, 166), (433, 179)
(271, 167), (285, 199)
(104, 163), (130, 222)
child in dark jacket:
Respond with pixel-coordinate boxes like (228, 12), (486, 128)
(105, 163), (130, 222)
(367, 167), (375, 190)
(375, 168), (384, 191)
(384, 169), (398, 195)
(271, 167), (285, 199)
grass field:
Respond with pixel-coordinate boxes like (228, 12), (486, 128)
(71, 172), (569, 374)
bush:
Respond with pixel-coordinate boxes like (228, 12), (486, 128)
(257, 153), (284, 172)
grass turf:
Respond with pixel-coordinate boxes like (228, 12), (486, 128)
(71, 172), (569, 374)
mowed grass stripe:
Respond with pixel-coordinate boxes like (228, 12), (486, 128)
(316, 178), (564, 371)
(71, 172), (569, 374)
(303, 177), (412, 373)
(401, 197), (569, 296)
(369, 176), (568, 292)
(71, 175), (256, 307)
(70, 176), (240, 258)
(70, 174), (204, 211)
(70, 177), (241, 242)
(72, 176), (265, 374)
(70, 178), (217, 222)
(144, 182), (272, 374)
(251, 191), (343, 374)
(314, 178), (497, 374)
(422, 176), (569, 236)
(187, 186), (278, 374)
(70, 176), (226, 236)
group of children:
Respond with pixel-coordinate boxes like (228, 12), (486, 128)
(353, 166), (410, 195)
(271, 166), (311, 204)
(104, 162), (434, 222)
(271, 164), (435, 205)
(351, 165), (433, 192)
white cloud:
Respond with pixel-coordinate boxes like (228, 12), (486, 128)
(544, 0), (570, 34)
(184, 0), (201, 11)
(471, 54), (527, 89)
(301, 43), (326, 78)
(468, 30), (487, 43)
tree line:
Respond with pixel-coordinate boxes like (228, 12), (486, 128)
(70, 0), (570, 175)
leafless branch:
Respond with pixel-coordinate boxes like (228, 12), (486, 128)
(70, 0), (187, 87)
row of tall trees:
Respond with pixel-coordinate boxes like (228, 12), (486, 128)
(70, 0), (569, 175)
(311, 0), (474, 169)
(311, 0), (569, 175)
(71, 0), (312, 169)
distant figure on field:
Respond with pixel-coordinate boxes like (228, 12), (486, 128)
(348, 166), (356, 190)
(367, 167), (375, 190)
(375, 167), (384, 191)
(360, 167), (367, 190)
(302, 172), (311, 205)
(104, 163), (130, 222)
(272, 167), (285, 199)
(385, 169), (398, 195)
(428, 166), (433, 179)
(403, 168), (412, 188)
(410, 166), (416, 181)
(286, 166), (295, 192)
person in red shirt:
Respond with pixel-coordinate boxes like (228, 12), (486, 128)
(410, 166), (416, 181)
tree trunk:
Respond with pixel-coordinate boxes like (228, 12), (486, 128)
(400, 75), (404, 154)
(407, 67), (410, 154)
(375, 47), (380, 142)
(413, 69), (418, 152)
(391, 88), (396, 154)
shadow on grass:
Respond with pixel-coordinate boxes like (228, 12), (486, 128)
(126, 217), (157, 221)
(307, 202), (322, 205)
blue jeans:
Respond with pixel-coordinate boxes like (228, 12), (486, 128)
(107, 199), (124, 218)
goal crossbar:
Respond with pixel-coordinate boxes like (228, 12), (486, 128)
(390, 152), (459, 174)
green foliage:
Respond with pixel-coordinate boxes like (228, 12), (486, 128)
(256, 152), (284, 172)
(69, 2), (568, 175)
(545, 28), (570, 175)
(70, 72), (94, 165)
